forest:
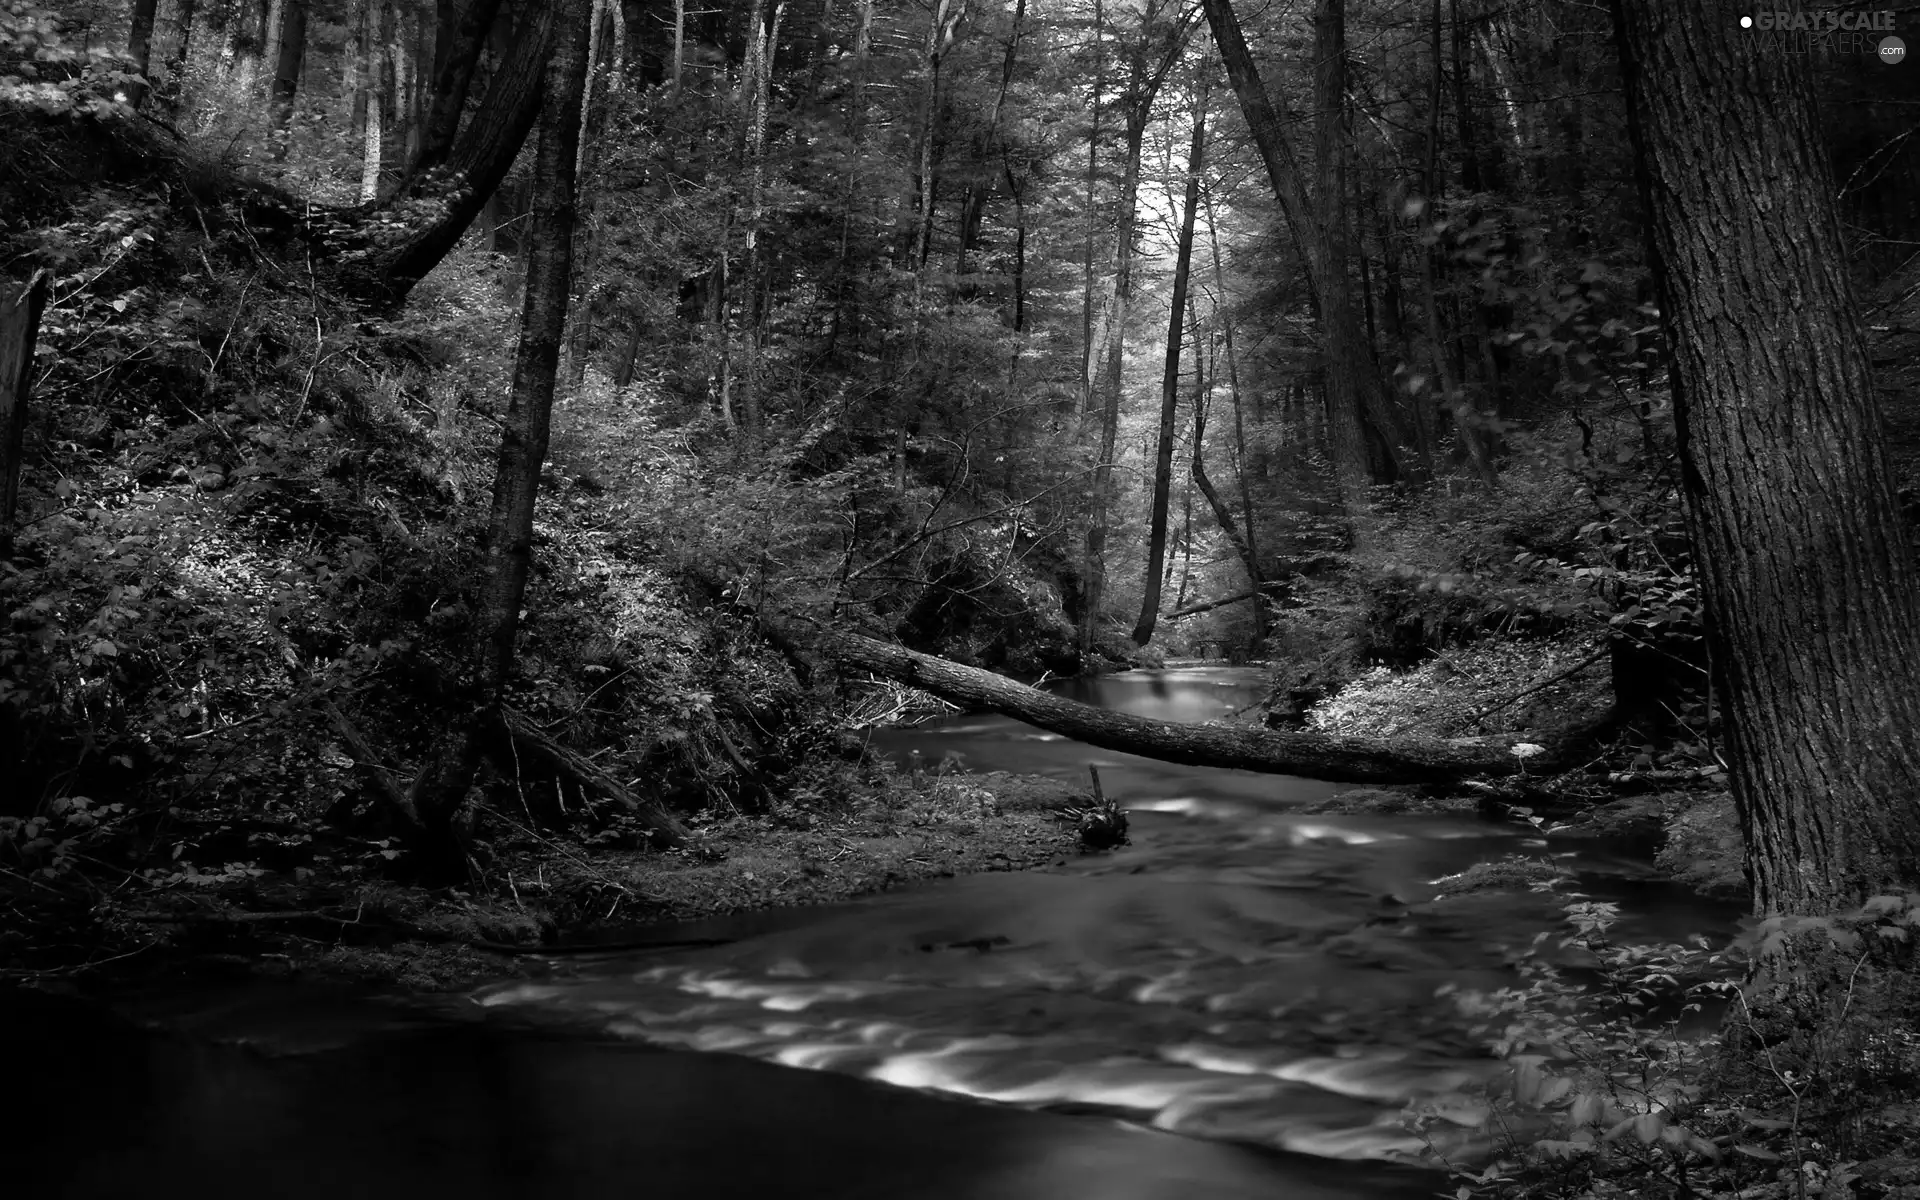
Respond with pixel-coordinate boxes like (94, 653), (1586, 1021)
(1, 0), (1918, 1197)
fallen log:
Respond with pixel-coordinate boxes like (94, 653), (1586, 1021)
(1166, 585), (1288, 620)
(805, 626), (1572, 785)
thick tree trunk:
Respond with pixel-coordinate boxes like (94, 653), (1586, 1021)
(266, 0), (308, 161)
(126, 0), (160, 107)
(402, 0), (594, 880)
(1614, 0), (1920, 913)
(415, 0), (505, 176)
(805, 627), (1564, 783)
(1133, 105), (1205, 647)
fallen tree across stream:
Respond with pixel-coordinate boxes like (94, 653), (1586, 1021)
(789, 624), (1578, 785)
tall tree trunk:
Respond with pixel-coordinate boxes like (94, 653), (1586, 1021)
(349, 0), (369, 135)
(1082, 2), (1174, 655)
(737, 0), (785, 434)
(1081, 64), (1146, 656)
(1451, 0), (1483, 191)
(1420, 0), (1493, 485)
(1312, 0), (1379, 515)
(415, 0), (505, 176)
(1078, 0), (1105, 415)
(391, 4), (417, 162)
(956, 0), (1025, 287)
(1613, 0), (1920, 914)
(671, 0), (686, 90)
(359, 0), (388, 203)
(266, 0), (308, 161)
(825, 0), (874, 356)
(261, 0), (285, 97)
(1133, 98), (1205, 647)
(126, 0), (160, 107)
(405, 0), (594, 881)
(909, 0), (969, 280)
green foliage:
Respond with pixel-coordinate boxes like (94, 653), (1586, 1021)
(0, 5), (139, 117)
(1408, 898), (1740, 1196)
(1411, 895), (1920, 1199)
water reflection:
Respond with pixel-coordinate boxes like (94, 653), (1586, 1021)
(875, 667), (1351, 809)
(13, 989), (1433, 1200)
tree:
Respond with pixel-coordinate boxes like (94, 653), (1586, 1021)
(1199, 0), (1411, 525)
(1081, 0), (1187, 652)
(401, 0), (595, 878)
(266, 0), (308, 161)
(343, 0), (563, 309)
(1612, 0), (1920, 915)
(1132, 84), (1205, 647)
(415, 0), (506, 175)
(125, 0), (159, 108)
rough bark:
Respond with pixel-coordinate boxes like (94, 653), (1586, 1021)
(1614, 0), (1920, 913)
(1, 272), (50, 556)
(402, 0), (593, 879)
(415, 0), (506, 176)
(806, 626), (1565, 784)
(1133, 100), (1205, 647)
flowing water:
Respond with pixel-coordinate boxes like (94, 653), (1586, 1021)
(20, 665), (1735, 1199)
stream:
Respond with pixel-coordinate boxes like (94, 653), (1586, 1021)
(18, 665), (1737, 1199)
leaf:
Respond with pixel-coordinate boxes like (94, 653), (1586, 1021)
(1734, 1144), (1782, 1162)
(1512, 1061), (1545, 1105)
(91, 639), (118, 657)
(1633, 1112), (1666, 1144)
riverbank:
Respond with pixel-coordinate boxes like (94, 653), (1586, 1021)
(4, 769), (1087, 993)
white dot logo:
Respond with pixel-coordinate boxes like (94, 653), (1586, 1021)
(1881, 35), (1907, 64)
(1740, 14), (1754, 27)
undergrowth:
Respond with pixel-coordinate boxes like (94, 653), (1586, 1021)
(1410, 892), (1920, 1199)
